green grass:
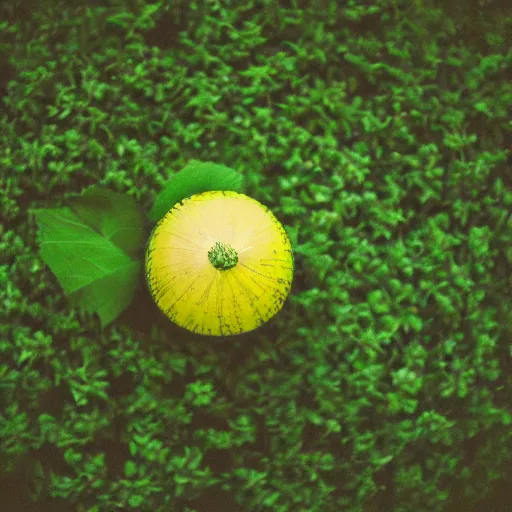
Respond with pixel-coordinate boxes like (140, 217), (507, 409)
(1, 0), (511, 511)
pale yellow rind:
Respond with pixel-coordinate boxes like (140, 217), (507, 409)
(145, 190), (293, 336)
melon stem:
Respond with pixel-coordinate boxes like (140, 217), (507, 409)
(208, 241), (238, 270)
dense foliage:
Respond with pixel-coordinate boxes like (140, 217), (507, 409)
(1, 0), (511, 510)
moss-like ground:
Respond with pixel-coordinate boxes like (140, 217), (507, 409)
(1, 1), (511, 510)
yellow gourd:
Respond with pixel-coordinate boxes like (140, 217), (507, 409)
(145, 190), (294, 336)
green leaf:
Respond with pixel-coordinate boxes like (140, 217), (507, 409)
(66, 186), (144, 258)
(128, 495), (145, 507)
(368, 289), (390, 313)
(149, 160), (245, 222)
(32, 191), (144, 327)
(407, 314), (424, 332)
(69, 259), (141, 327)
(125, 460), (137, 478)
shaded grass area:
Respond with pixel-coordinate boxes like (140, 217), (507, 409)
(1, 0), (511, 511)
